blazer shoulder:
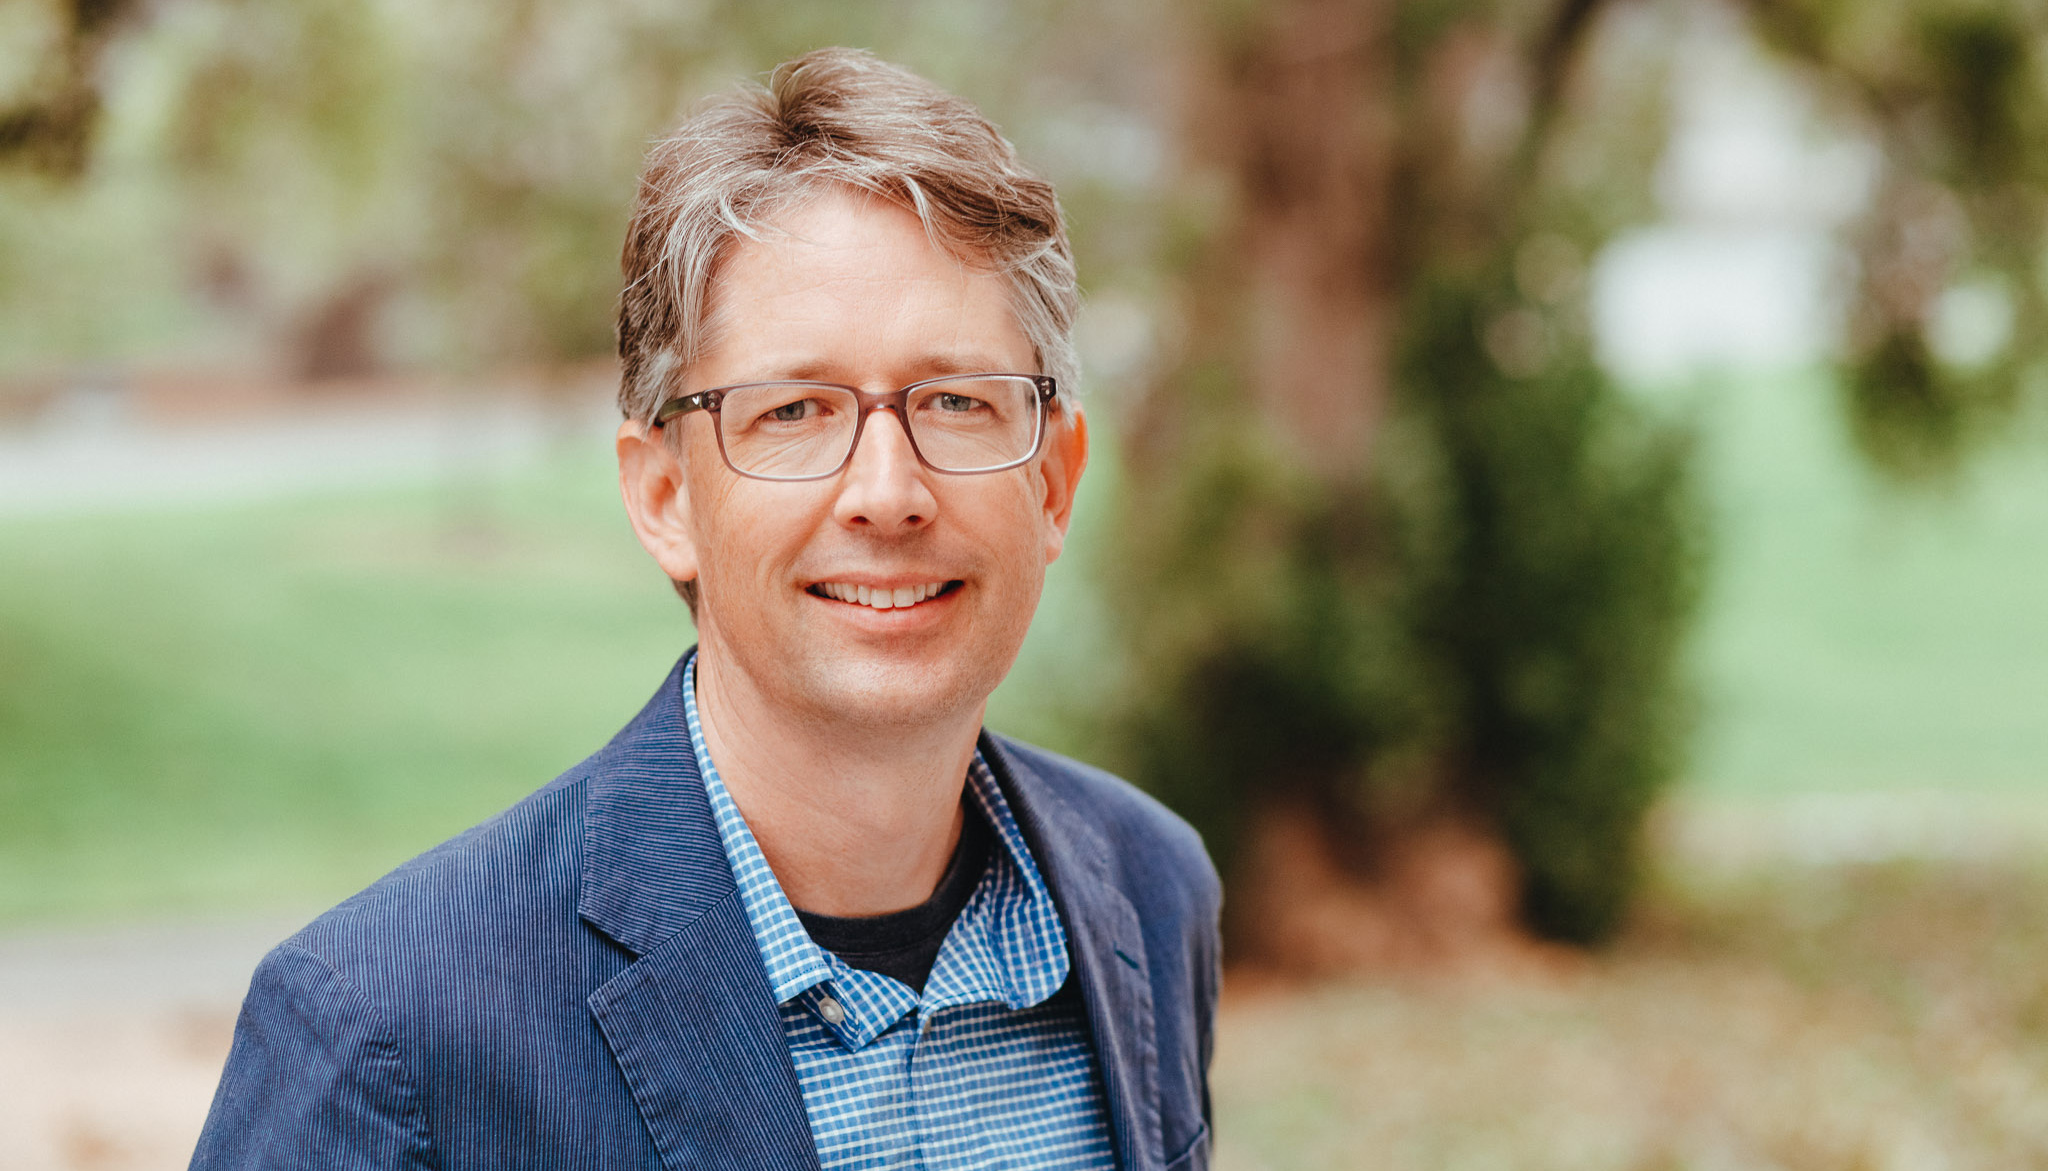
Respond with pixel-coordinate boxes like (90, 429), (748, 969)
(277, 660), (706, 993)
(284, 771), (596, 982)
(988, 733), (1221, 909)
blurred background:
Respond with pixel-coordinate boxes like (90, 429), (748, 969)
(4, 0), (2048, 1167)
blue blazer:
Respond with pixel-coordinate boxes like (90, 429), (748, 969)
(191, 659), (1221, 1170)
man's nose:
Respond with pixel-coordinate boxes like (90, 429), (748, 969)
(832, 407), (938, 533)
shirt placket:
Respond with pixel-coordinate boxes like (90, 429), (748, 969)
(683, 652), (1105, 1171)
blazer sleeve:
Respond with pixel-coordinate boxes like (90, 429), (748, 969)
(190, 943), (432, 1171)
(1195, 889), (1220, 1127)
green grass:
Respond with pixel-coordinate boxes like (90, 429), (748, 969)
(0, 454), (691, 921)
(1686, 371), (2048, 795)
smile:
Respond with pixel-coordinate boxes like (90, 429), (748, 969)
(807, 581), (962, 611)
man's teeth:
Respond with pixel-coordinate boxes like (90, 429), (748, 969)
(815, 582), (949, 610)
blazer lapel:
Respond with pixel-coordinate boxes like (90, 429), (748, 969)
(578, 660), (820, 1171)
(587, 899), (819, 1171)
(985, 734), (1165, 1171)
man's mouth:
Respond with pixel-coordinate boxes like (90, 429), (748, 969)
(807, 580), (963, 611)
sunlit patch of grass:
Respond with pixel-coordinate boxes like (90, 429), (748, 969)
(0, 452), (691, 923)
(1687, 369), (2048, 796)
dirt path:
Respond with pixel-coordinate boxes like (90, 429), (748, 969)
(0, 373), (613, 518)
(0, 916), (307, 1171)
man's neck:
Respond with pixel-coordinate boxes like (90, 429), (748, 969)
(693, 647), (981, 918)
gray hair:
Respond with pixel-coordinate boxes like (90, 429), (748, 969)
(616, 47), (1079, 422)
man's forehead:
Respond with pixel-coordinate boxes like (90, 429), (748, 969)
(687, 193), (1035, 385)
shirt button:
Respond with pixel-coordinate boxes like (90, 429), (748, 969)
(817, 995), (846, 1025)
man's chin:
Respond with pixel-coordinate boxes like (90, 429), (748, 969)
(791, 654), (1000, 730)
(697, 609), (1022, 730)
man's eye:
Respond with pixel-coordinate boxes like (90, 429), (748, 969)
(766, 399), (818, 422)
(935, 393), (984, 412)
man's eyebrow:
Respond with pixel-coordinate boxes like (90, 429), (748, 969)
(753, 353), (1025, 382)
(917, 352), (1021, 376)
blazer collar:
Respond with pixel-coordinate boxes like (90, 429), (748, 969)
(984, 732), (1167, 1171)
(576, 656), (735, 957)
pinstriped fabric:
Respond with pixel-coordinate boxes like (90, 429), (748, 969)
(583, 894), (818, 1170)
(199, 944), (433, 1168)
(682, 656), (1116, 1170)
(192, 657), (1217, 1171)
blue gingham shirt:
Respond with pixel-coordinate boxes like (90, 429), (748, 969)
(682, 657), (1117, 1170)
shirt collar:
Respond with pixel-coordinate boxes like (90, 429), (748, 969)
(681, 652), (1070, 1050)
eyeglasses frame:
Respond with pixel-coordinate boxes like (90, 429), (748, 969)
(650, 373), (1060, 482)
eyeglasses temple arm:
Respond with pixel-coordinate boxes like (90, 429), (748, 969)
(652, 391), (716, 427)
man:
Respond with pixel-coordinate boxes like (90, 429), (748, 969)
(192, 47), (1219, 1171)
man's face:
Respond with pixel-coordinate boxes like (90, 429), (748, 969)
(619, 188), (1086, 731)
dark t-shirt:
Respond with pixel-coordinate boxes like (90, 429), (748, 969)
(793, 803), (992, 993)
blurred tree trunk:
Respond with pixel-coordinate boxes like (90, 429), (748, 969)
(1130, 0), (1420, 964)
(1112, 0), (1702, 967)
(1194, 0), (1396, 482)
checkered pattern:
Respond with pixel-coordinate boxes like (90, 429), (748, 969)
(683, 656), (1116, 1169)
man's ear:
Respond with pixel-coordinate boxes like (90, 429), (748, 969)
(1037, 403), (1089, 564)
(617, 420), (702, 586)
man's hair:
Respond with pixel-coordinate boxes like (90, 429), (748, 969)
(615, 47), (1079, 426)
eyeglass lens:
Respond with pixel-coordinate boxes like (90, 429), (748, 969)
(717, 376), (1042, 478)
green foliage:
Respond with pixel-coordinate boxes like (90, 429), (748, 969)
(1110, 267), (1703, 944)
(1400, 276), (1704, 941)
(1746, 0), (2048, 479)
(1109, 448), (1427, 875)
(0, 0), (141, 177)
(0, 0), (1090, 378)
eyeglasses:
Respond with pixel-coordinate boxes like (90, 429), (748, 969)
(651, 373), (1059, 482)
